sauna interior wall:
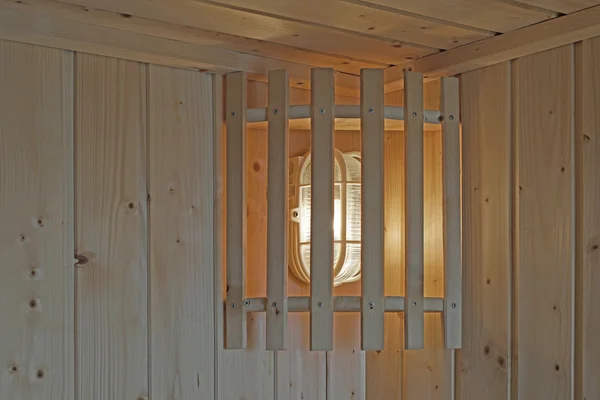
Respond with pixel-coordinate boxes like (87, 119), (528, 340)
(0, 36), (599, 400)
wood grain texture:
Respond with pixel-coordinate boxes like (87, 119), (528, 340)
(148, 65), (214, 398)
(456, 62), (511, 400)
(310, 68), (335, 351)
(579, 36), (600, 400)
(0, 40), (74, 400)
(225, 71), (247, 349)
(348, 0), (556, 32)
(360, 69), (385, 351)
(74, 53), (148, 400)
(266, 70), (289, 350)
(515, 0), (600, 13)
(404, 71), (425, 350)
(513, 45), (573, 400)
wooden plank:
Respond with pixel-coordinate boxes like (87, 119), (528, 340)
(198, 0), (492, 50)
(514, 45), (573, 400)
(148, 66), (214, 398)
(366, 129), (404, 399)
(360, 69), (385, 351)
(1, 0), (383, 76)
(456, 62), (511, 400)
(241, 296), (444, 312)
(225, 71), (247, 349)
(440, 76), (462, 348)
(56, 0), (434, 65)
(0, 40), (74, 400)
(0, 1), (361, 96)
(266, 70), (289, 350)
(74, 53), (148, 400)
(403, 70), (425, 350)
(579, 36), (600, 400)
(348, 0), (556, 33)
(384, 4), (600, 91)
(310, 68), (335, 351)
(515, 0), (600, 13)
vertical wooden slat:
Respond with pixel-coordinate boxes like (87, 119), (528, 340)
(403, 70), (425, 350)
(360, 69), (385, 351)
(440, 76), (462, 349)
(456, 63), (511, 400)
(225, 71), (247, 349)
(149, 66), (214, 398)
(310, 68), (335, 351)
(0, 41), (74, 400)
(266, 69), (289, 350)
(514, 46), (573, 400)
(579, 36), (600, 400)
(75, 54), (148, 400)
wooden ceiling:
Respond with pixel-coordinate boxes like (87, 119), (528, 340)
(1, 0), (600, 94)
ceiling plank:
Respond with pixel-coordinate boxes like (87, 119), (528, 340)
(56, 0), (436, 65)
(384, 4), (600, 91)
(343, 0), (557, 32)
(194, 0), (493, 50)
(0, 3), (362, 96)
(510, 0), (600, 13)
(5, 0), (383, 75)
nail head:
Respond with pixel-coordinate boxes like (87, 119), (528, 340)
(368, 301), (375, 309)
(412, 112), (417, 117)
(272, 302), (278, 308)
(319, 108), (325, 115)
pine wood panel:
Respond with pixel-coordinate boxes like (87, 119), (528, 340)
(0, 40), (74, 400)
(74, 53), (148, 400)
(148, 65), (214, 398)
(200, 0), (492, 50)
(513, 45), (573, 400)
(457, 62), (511, 400)
(349, 0), (556, 32)
(57, 0), (434, 65)
(579, 36), (600, 400)
(516, 0), (600, 13)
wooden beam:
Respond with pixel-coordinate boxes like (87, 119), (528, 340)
(0, 0), (361, 96)
(384, 4), (600, 91)
(360, 68), (385, 351)
(403, 71), (425, 350)
(310, 68), (335, 351)
(266, 70), (289, 350)
(225, 71), (247, 349)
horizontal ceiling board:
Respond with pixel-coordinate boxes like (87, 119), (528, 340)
(195, 0), (493, 49)
(344, 0), (557, 32)
(514, 0), (600, 13)
(57, 0), (436, 65)
(0, 4), (362, 94)
(8, 0), (384, 75)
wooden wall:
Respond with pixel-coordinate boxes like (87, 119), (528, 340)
(1, 37), (599, 400)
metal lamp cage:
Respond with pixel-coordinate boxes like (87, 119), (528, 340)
(224, 68), (462, 352)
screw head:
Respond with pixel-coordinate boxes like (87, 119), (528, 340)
(272, 302), (278, 308)
(449, 115), (454, 120)
(412, 111), (417, 117)
(292, 211), (299, 218)
(231, 111), (236, 116)
(368, 108), (374, 114)
(319, 108), (325, 115)
(243, 299), (251, 307)
(451, 303), (457, 309)
(231, 303), (237, 308)
(317, 301), (323, 308)
(412, 301), (417, 306)
(368, 301), (375, 309)
(273, 109), (280, 115)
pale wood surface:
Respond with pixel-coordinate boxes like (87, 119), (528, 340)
(440, 77), (462, 349)
(266, 70), (289, 350)
(456, 62), (511, 400)
(360, 69), (385, 351)
(225, 71), (247, 349)
(247, 117), (441, 131)
(309, 68), (336, 351)
(74, 53), (148, 400)
(516, 0), (600, 13)
(579, 36), (600, 400)
(404, 71), (425, 350)
(148, 66), (214, 398)
(0, 40), (74, 400)
(352, 0), (556, 32)
(514, 45), (573, 400)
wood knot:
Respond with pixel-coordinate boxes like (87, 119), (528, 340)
(29, 298), (39, 309)
(555, 364), (560, 371)
(497, 356), (505, 368)
(36, 369), (44, 379)
(127, 202), (135, 210)
(120, 13), (132, 18)
(74, 254), (89, 267)
(252, 162), (261, 172)
(483, 345), (490, 355)
(583, 134), (590, 143)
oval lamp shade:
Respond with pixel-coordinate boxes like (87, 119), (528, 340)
(288, 149), (362, 286)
